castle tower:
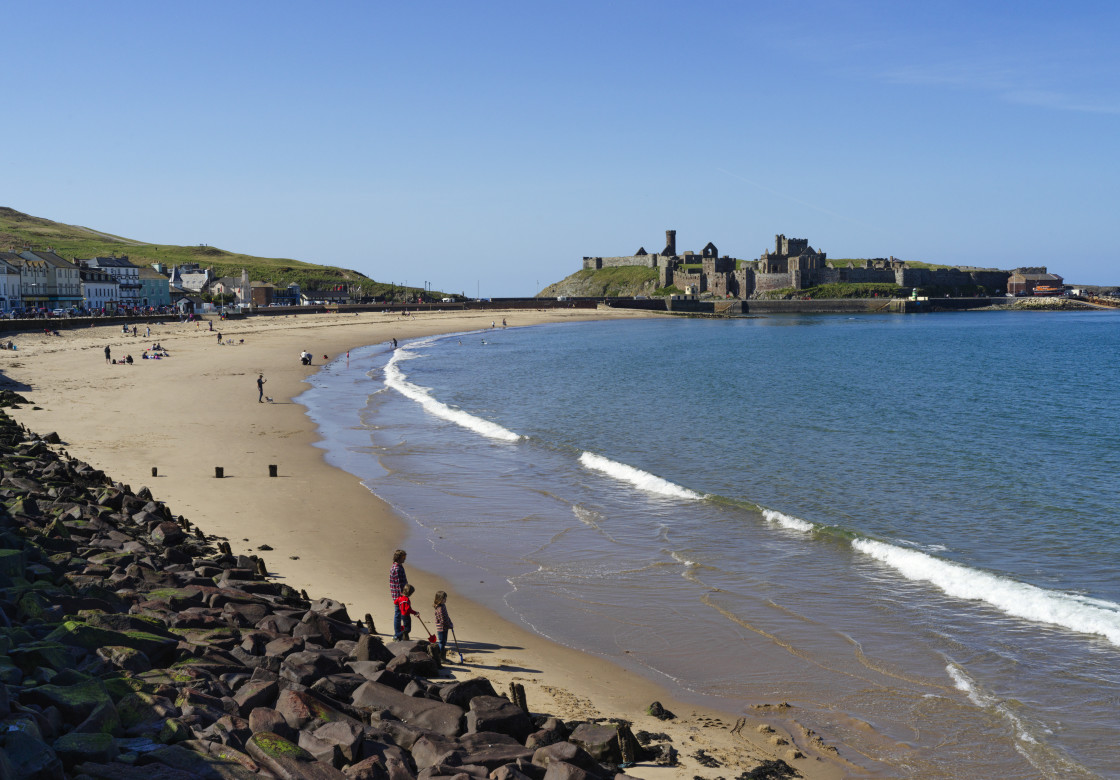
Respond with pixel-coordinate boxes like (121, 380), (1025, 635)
(664, 230), (677, 257)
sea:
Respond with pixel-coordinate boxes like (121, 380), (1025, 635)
(298, 310), (1120, 779)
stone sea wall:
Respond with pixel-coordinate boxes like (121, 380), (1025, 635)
(0, 402), (729, 780)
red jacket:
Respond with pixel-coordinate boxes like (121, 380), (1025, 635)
(394, 594), (418, 618)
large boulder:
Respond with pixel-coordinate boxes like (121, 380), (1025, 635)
(352, 682), (464, 738)
(281, 649), (347, 686)
(246, 731), (349, 779)
(20, 678), (114, 723)
(275, 689), (362, 732)
(436, 678), (497, 710)
(567, 724), (620, 764)
(311, 673), (371, 701)
(542, 762), (594, 780)
(248, 707), (297, 742)
(233, 678), (279, 715)
(531, 743), (600, 774)
(465, 697), (533, 743)
(353, 634), (395, 664)
(52, 731), (119, 767)
(3, 730), (64, 779)
(313, 720), (366, 764)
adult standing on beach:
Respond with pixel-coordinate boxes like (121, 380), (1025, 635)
(389, 549), (408, 640)
(104, 345), (111, 364)
(257, 373), (266, 402)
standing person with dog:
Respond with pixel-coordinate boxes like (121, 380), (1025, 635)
(389, 549), (409, 640)
(257, 373), (266, 402)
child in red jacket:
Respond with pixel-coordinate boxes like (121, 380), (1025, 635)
(394, 584), (419, 640)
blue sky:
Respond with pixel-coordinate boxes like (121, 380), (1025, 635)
(4, 1), (1117, 294)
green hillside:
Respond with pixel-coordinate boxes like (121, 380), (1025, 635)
(0, 207), (401, 295)
(539, 267), (660, 298)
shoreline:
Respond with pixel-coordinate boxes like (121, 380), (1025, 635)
(1, 309), (857, 779)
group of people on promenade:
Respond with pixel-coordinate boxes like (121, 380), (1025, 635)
(389, 549), (455, 659)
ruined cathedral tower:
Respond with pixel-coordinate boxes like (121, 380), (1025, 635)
(663, 230), (677, 257)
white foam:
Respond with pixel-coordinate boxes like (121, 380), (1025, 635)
(947, 664), (1038, 745)
(670, 551), (697, 567)
(384, 345), (521, 443)
(578, 452), (704, 500)
(854, 538), (1120, 646)
(760, 508), (816, 533)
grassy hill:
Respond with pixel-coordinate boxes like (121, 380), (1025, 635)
(539, 267), (660, 298)
(0, 207), (409, 296)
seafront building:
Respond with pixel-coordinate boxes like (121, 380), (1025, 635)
(0, 254), (23, 313)
(11, 250), (83, 310)
(78, 267), (120, 311)
(80, 256), (143, 308)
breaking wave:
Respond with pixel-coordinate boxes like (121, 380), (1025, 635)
(578, 452), (705, 500)
(384, 343), (521, 443)
(854, 538), (1120, 647)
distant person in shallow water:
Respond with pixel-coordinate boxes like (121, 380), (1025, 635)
(389, 549), (408, 640)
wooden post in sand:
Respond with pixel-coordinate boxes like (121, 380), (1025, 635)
(151, 467), (158, 477)
(509, 682), (528, 713)
(269, 464), (278, 477)
(215, 466), (224, 478)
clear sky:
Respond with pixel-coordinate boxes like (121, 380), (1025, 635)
(4, 1), (1118, 295)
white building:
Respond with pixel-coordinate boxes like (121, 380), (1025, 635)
(0, 254), (23, 312)
(79, 267), (120, 311)
(83, 257), (142, 307)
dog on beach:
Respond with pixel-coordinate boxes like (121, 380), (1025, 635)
(264, 396), (274, 403)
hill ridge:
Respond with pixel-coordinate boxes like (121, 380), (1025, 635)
(0, 206), (381, 292)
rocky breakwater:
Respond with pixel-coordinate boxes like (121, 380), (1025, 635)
(0, 405), (703, 780)
(1009, 296), (1095, 310)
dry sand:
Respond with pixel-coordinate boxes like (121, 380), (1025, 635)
(1, 309), (857, 779)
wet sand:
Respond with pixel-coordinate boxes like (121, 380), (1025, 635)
(1, 308), (855, 779)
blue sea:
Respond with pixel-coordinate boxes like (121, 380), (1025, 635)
(300, 310), (1120, 779)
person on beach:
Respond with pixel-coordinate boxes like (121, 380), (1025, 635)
(394, 584), (419, 641)
(257, 373), (266, 402)
(217, 332), (223, 344)
(433, 590), (453, 659)
(389, 549), (408, 639)
(104, 345), (111, 364)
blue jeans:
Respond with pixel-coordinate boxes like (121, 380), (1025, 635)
(437, 630), (448, 653)
(393, 602), (403, 639)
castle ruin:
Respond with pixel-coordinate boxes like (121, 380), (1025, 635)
(583, 231), (1012, 298)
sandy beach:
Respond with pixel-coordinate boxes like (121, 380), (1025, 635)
(0, 308), (855, 779)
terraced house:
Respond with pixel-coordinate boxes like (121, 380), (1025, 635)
(15, 250), (82, 310)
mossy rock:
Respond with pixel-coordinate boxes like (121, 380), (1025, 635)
(249, 731), (313, 760)
(102, 675), (149, 701)
(44, 620), (177, 664)
(158, 717), (191, 744)
(98, 645), (152, 674)
(44, 518), (71, 539)
(116, 690), (175, 729)
(0, 658), (24, 684)
(20, 677), (112, 721)
(16, 590), (49, 620)
(6, 640), (72, 673)
(53, 730), (118, 765)
(0, 548), (24, 578)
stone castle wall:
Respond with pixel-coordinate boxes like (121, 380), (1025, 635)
(583, 255), (661, 270)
